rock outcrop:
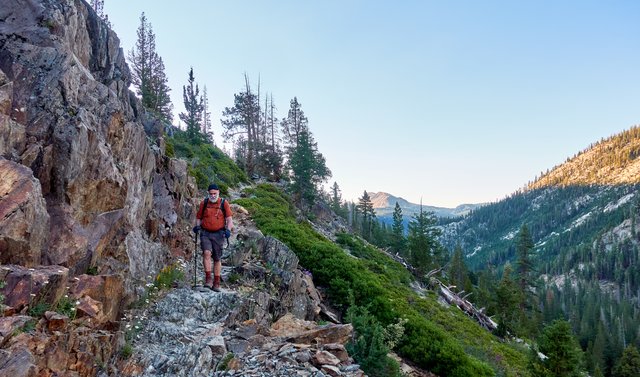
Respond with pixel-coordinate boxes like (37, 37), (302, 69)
(0, 0), (195, 286)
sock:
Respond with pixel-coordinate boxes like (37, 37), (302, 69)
(214, 275), (220, 285)
(205, 271), (212, 284)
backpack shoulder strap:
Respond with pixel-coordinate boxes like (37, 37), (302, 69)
(199, 197), (209, 220)
(220, 198), (227, 218)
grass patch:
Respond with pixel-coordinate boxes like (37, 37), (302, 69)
(217, 352), (235, 371)
(120, 343), (133, 359)
(55, 295), (77, 319)
(235, 184), (530, 376)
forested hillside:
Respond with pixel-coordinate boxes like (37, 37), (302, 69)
(441, 126), (640, 376)
(530, 126), (640, 189)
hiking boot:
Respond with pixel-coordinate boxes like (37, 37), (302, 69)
(212, 276), (221, 292)
(205, 276), (213, 289)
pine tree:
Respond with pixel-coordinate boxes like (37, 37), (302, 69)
(128, 13), (172, 122)
(448, 245), (473, 294)
(258, 93), (283, 181)
(407, 203), (442, 276)
(329, 182), (347, 218)
(495, 263), (521, 337)
(391, 202), (406, 254)
(90, 0), (111, 26)
(358, 191), (376, 240)
(201, 86), (213, 143)
(516, 224), (535, 295)
(613, 345), (640, 377)
(515, 224), (537, 334)
(288, 128), (331, 211)
(281, 97), (308, 151)
(529, 320), (584, 377)
(179, 67), (204, 144)
(221, 75), (261, 176)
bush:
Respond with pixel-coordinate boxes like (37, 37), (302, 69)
(346, 305), (403, 377)
(167, 129), (248, 192)
(236, 184), (502, 376)
(154, 263), (184, 289)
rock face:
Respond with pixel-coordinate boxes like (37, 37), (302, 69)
(0, 0), (195, 295)
(0, 265), (68, 311)
(0, 158), (49, 267)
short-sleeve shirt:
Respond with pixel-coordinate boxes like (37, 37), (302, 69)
(196, 198), (233, 232)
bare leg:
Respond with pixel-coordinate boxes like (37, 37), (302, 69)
(203, 250), (213, 286)
(214, 260), (221, 277)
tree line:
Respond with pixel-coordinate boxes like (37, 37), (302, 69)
(125, 12), (331, 211)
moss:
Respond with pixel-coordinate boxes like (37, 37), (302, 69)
(236, 184), (530, 376)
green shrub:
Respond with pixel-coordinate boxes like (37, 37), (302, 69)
(217, 352), (235, 371)
(120, 343), (133, 359)
(235, 184), (508, 376)
(154, 263), (184, 289)
(56, 295), (77, 319)
(167, 129), (248, 192)
(28, 301), (49, 317)
(346, 305), (403, 377)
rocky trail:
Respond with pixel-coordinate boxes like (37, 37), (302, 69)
(114, 203), (366, 377)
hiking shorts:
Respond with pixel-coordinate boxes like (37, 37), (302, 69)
(200, 229), (224, 262)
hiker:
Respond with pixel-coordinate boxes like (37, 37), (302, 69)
(192, 184), (233, 291)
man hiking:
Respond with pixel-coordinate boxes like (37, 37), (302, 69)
(193, 184), (233, 291)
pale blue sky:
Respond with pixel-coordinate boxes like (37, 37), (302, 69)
(105, 1), (639, 207)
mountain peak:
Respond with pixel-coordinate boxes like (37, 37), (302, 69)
(368, 191), (411, 209)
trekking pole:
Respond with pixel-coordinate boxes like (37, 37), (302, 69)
(193, 230), (199, 288)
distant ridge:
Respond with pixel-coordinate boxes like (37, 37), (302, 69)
(368, 191), (482, 219)
(529, 125), (640, 189)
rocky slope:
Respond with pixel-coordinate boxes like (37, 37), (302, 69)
(114, 204), (369, 377)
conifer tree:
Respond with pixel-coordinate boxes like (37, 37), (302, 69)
(90, 0), (111, 26)
(516, 224), (535, 296)
(179, 67), (204, 144)
(201, 86), (213, 143)
(221, 75), (261, 176)
(529, 320), (584, 377)
(128, 13), (172, 122)
(330, 182), (343, 212)
(288, 128), (331, 211)
(515, 224), (537, 334)
(390, 202), (406, 254)
(357, 191), (376, 240)
(329, 182), (348, 218)
(258, 93), (283, 181)
(495, 263), (521, 337)
(281, 97), (308, 151)
(448, 245), (472, 294)
(407, 203), (442, 276)
(613, 345), (640, 377)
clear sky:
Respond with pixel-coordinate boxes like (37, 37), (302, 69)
(104, 1), (640, 207)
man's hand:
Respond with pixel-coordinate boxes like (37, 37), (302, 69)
(192, 225), (201, 234)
